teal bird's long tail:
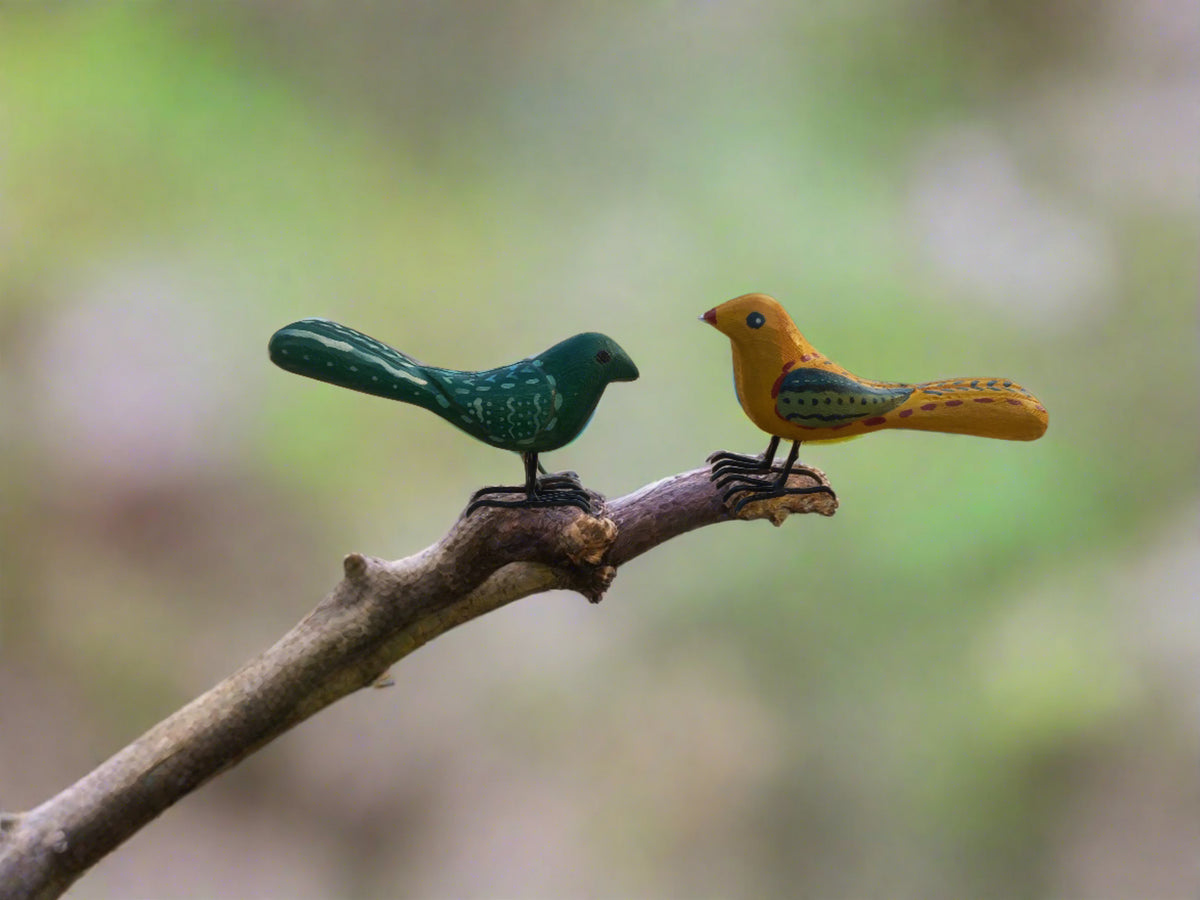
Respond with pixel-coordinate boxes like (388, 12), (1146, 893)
(268, 318), (448, 412)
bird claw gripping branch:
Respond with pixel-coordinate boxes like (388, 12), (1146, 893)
(709, 438), (837, 513)
(702, 293), (1048, 510)
(466, 463), (594, 515)
(269, 319), (638, 515)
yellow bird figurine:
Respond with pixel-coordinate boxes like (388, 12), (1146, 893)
(702, 293), (1048, 511)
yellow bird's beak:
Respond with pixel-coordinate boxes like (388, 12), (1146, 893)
(700, 308), (717, 326)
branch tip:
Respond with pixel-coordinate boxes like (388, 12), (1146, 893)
(343, 552), (369, 581)
(726, 486), (838, 525)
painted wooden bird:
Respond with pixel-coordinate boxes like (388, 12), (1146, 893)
(269, 318), (639, 513)
(702, 293), (1048, 511)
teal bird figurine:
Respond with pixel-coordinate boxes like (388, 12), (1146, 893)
(268, 318), (639, 513)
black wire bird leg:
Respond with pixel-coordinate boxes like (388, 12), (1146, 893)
(467, 451), (594, 515)
(709, 436), (836, 515)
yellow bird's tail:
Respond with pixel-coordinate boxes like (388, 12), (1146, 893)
(889, 376), (1048, 441)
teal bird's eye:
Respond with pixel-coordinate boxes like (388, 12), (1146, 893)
(595, 349), (612, 364)
(746, 312), (765, 329)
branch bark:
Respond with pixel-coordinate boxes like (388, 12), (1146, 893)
(0, 461), (836, 899)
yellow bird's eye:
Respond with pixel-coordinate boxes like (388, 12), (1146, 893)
(746, 311), (765, 329)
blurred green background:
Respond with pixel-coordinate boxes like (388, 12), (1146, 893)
(1, 2), (1196, 897)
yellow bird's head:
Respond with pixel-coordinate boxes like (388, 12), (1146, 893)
(701, 293), (815, 357)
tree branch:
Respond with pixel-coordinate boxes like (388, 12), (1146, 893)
(0, 461), (836, 900)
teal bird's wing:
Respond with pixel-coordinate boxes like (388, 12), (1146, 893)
(268, 318), (452, 414)
(424, 360), (565, 451)
(425, 331), (638, 452)
(774, 367), (912, 427)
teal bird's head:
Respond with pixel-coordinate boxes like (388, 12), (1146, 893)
(545, 332), (639, 385)
(511, 331), (637, 452)
(588, 332), (640, 383)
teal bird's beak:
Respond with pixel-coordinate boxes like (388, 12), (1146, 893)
(598, 335), (639, 382)
(614, 354), (639, 382)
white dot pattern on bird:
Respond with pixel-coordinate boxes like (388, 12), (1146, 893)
(429, 362), (562, 446)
